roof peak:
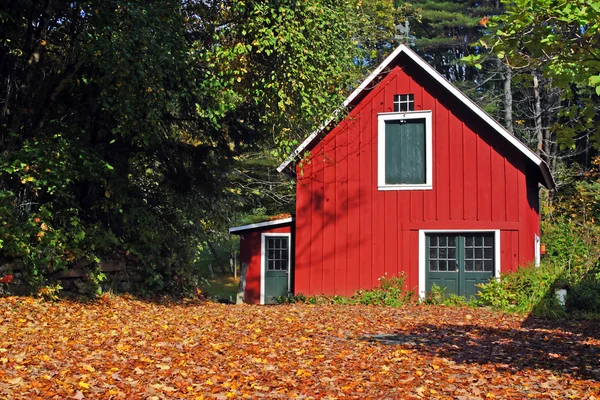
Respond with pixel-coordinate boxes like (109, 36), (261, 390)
(277, 44), (554, 189)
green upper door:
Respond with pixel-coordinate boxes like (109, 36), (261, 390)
(264, 236), (290, 304)
(426, 233), (495, 298)
(385, 119), (426, 184)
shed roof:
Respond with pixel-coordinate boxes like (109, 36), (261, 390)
(277, 44), (554, 190)
(228, 217), (294, 234)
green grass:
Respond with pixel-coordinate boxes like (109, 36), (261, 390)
(199, 275), (239, 299)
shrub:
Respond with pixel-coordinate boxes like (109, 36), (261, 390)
(566, 278), (600, 313)
(352, 273), (414, 307)
(275, 273), (415, 307)
(475, 261), (564, 314)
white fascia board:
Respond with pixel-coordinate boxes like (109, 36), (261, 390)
(276, 44), (555, 189)
(228, 217), (293, 234)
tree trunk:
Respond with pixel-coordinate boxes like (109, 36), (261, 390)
(503, 64), (514, 133)
(207, 241), (228, 274)
(533, 70), (543, 156)
(236, 262), (248, 304)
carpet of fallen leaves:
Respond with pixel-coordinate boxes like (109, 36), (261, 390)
(0, 296), (599, 399)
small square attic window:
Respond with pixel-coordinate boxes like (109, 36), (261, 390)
(394, 94), (414, 112)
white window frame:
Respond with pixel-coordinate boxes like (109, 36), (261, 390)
(378, 110), (433, 191)
(394, 94), (415, 112)
(418, 229), (501, 300)
(260, 232), (292, 305)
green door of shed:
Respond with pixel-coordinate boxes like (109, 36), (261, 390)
(264, 236), (290, 304)
(426, 233), (494, 298)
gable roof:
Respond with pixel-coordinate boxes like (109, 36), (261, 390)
(277, 44), (555, 190)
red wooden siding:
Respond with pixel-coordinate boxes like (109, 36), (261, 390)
(238, 225), (292, 304)
(294, 56), (540, 296)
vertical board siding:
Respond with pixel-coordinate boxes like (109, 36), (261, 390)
(449, 112), (464, 221)
(294, 160), (311, 295)
(335, 124), (349, 295)
(372, 88), (386, 284)
(358, 101), (373, 290)
(347, 113), (361, 294)
(322, 136), (337, 294)
(463, 123), (478, 220)
(294, 63), (541, 296)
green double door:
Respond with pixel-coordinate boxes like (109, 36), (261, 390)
(426, 233), (495, 298)
(264, 236), (290, 304)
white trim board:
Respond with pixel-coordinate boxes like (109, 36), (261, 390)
(260, 232), (292, 305)
(276, 44), (554, 190)
(418, 229), (501, 300)
(229, 217), (293, 234)
(377, 111), (433, 191)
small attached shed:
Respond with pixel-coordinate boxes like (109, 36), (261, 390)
(229, 218), (294, 304)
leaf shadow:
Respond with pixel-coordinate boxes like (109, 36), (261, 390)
(357, 321), (600, 381)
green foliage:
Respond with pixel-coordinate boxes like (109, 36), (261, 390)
(476, 0), (600, 148)
(475, 261), (564, 314)
(566, 278), (600, 313)
(36, 283), (63, 302)
(1, 1), (389, 294)
(423, 283), (471, 306)
(277, 273), (414, 307)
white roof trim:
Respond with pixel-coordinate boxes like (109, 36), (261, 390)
(277, 44), (554, 189)
(229, 217), (293, 234)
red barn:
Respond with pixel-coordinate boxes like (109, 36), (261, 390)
(229, 45), (554, 304)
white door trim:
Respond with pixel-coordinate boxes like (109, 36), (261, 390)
(418, 229), (501, 299)
(260, 232), (292, 305)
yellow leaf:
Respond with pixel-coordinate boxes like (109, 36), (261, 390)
(83, 364), (95, 372)
(431, 364), (440, 370)
(78, 381), (90, 389)
(156, 364), (170, 370)
(416, 370), (423, 377)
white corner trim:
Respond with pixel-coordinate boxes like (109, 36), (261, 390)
(377, 111), (433, 191)
(260, 232), (292, 305)
(534, 234), (541, 268)
(418, 229), (501, 300)
(229, 217), (293, 234)
(276, 44), (554, 189)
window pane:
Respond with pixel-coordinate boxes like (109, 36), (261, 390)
(385, 120), (426, 184)
(484, 236), (493, 247)
(474, 260), (483, 272)
(475, 248), (483, 259)
(439, 236), (447, 246)
(448, 248), (456, 259)
(475, 236), (483, 246)
(484, 260), (493, 272)
(439, 261), (447, 272)
(484, 248), (493, 259)
(448, 261), (456, 272)
(465, 236), (473, 246)
(465, 260), (474, 272)
(465, 248), (473, 259)
(429, 260), (438, 272)
(439, 248), (447, 259)
(448, 236), (456, 247)
(430, 236), (438, 246)
(429, 248), (437, 259)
